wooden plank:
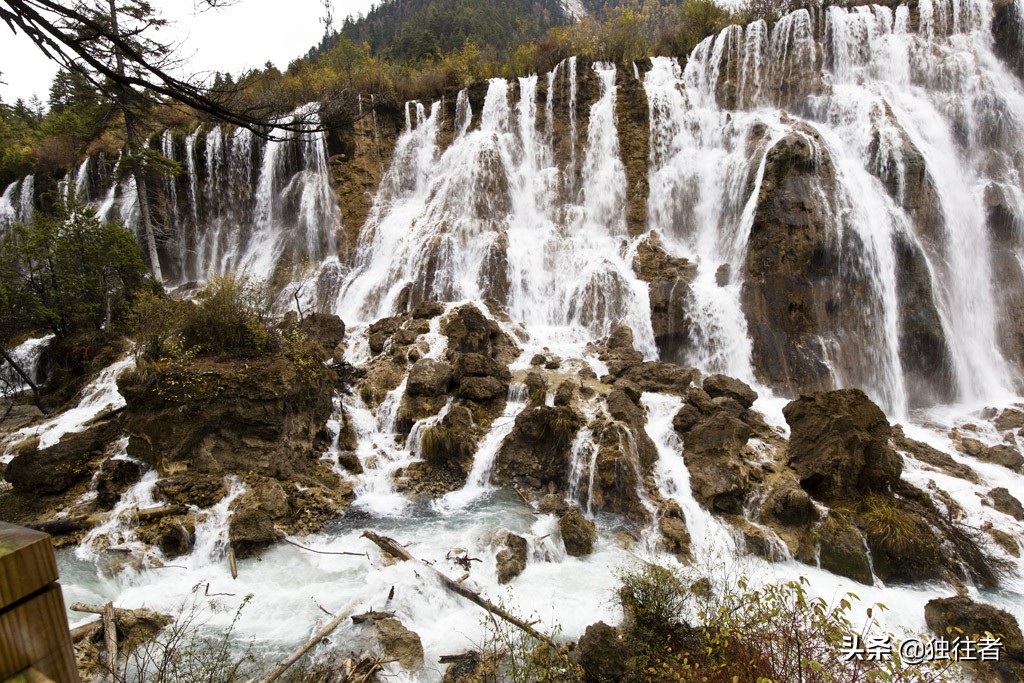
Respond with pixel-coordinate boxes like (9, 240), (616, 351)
(0, 523), (59, 610)
(0, 584), (80, 683)
(3, 667), (60, 683)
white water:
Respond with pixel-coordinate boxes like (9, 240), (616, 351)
(2, 355), (134, 457)
(0, 334), (53, 392)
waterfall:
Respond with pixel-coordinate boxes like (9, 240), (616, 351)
(0, 334), (54, 392)
(0, 175), (34, 235)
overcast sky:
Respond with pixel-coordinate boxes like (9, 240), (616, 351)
(0, 0), (379, 104)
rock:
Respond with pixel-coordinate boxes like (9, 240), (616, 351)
(530, 353), (546, 366)
(573, 622), (630, 682)
(632, 234), (696, 365)
(925, 596), (1024, 681)
(995, 408), (1024, 432)
(120, 355), (335, 483)
(95, 458), (144, 510)
(296, 313), (345, 355)
(980, 445), (1024, 472)
(442, 304), (519, 365)
(784, 389), (902, 501)
(491, 406), (583, 489)
(155, 474), (228, 509)
(375, 617), (425, 671)
(984, 523), (1020, 557)
(525, 370), (547, 407)
(495, 531), (528, 584)
(891, 427), (980, 483)
(987, 487), (1024, 520)
(368, 315), (403, 354)
(420, 405), (478, 479)
(407, 359), (453, 397)
(703, 374), (758, 409)
(760, 480), (818, 528)
(553, 380), (576, 407)
(441, 651), (500, 682)
(560, 508), (597, 557)
(672, 404), (703, 434)
(454, 353), (511, 381)
(815, 512), (874, 585)
(6, 420), (117, 495)
(587, 420), (649, 524)
(228, 505), (279, 558)
(658, 501), (690, 557)
(538, 494), (569, 516)
(411, 301), (445, 319)
(596, 324), (645, 373)
(618, 362), (698, 396)
(682, 413), (754, 513)
(457, 376), (504, 401)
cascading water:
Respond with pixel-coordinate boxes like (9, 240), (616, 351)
(335, 62), (657, 355)
(0, 334), (54, 392)
(0, 175), (33, 235)
(6, 0), (1024, 677)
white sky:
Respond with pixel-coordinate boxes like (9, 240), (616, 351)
(0, 0), (379, 104)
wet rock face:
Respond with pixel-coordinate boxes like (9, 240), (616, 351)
(491, 405), (584, 489)
(442, 303), (520, 365)
(632, 235), (696, 365)
(407, 359), (453, 397)
(5, 420), (118, 495)
(375, 617), (425, 671)
(742, 130), (840, 396)
(784, 389), (902, 501)
(495, 530), (528, 584)
(682, 413), (755, 514)
(119, 356), (335, 482)
(925, 596), (1024, 681)
(993, 0), (1024, 81)
(559, 507), (597, 556)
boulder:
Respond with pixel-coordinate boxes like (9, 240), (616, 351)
(407, 359), (453, 397)
(703, 374), (758, 409)
(538, 494), (569, 516)
(454, 353), (511, 381)
(814, 512), (873, 585)
(573, 622), (630, 682)
(925, 595), (1024, 681)
(658, 501), (690, 557)
(441, 651), (500, 682)
(368, 315), (403, 354)
(495, 531), (528, 584)
(784, 389), (902, 501)
(682, 413), (754, 513)
(375, 617), (424, 671)
(457, 376), (505, 401)
(296, 313), (345, 355)
(618, 361), (699, 396)
(995, 408), (1024, 432)
(442, 304), (519, 365)
(95, 458), (145, 510)
(6, 420), (117, 495)
(987, 487), (1024, 520)
(491, 406), (583, 489)
(596, 325), (644, 375)
(560, 508), (597, 557)
(760, 479), (818, 528)
(632, 235), (696, 365)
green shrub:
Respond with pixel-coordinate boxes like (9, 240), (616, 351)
(180, 276), (277, 356)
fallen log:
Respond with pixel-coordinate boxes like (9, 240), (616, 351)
(70, 618), (101, 643)
(361, 530), (558, 649)
(250, 601), (358, 683)
(103, 602), (118, 682)
(228, 546), (238, 580)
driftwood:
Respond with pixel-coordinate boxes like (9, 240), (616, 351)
(351, 610), (395, 624)
(361, 530), (558, 649)
(228, 546), (238, 580)
(103, 602), (118, 682)
(70, 618), (101, 643)
(250, 601), (357, 683)
(282, 537), (368, 557)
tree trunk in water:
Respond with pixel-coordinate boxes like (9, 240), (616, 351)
(0, 345), (44, 412)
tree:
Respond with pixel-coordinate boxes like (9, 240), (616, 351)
(0, 0), (331, 135)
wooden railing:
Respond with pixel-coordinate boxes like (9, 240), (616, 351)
(0, 522), (79, 683)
